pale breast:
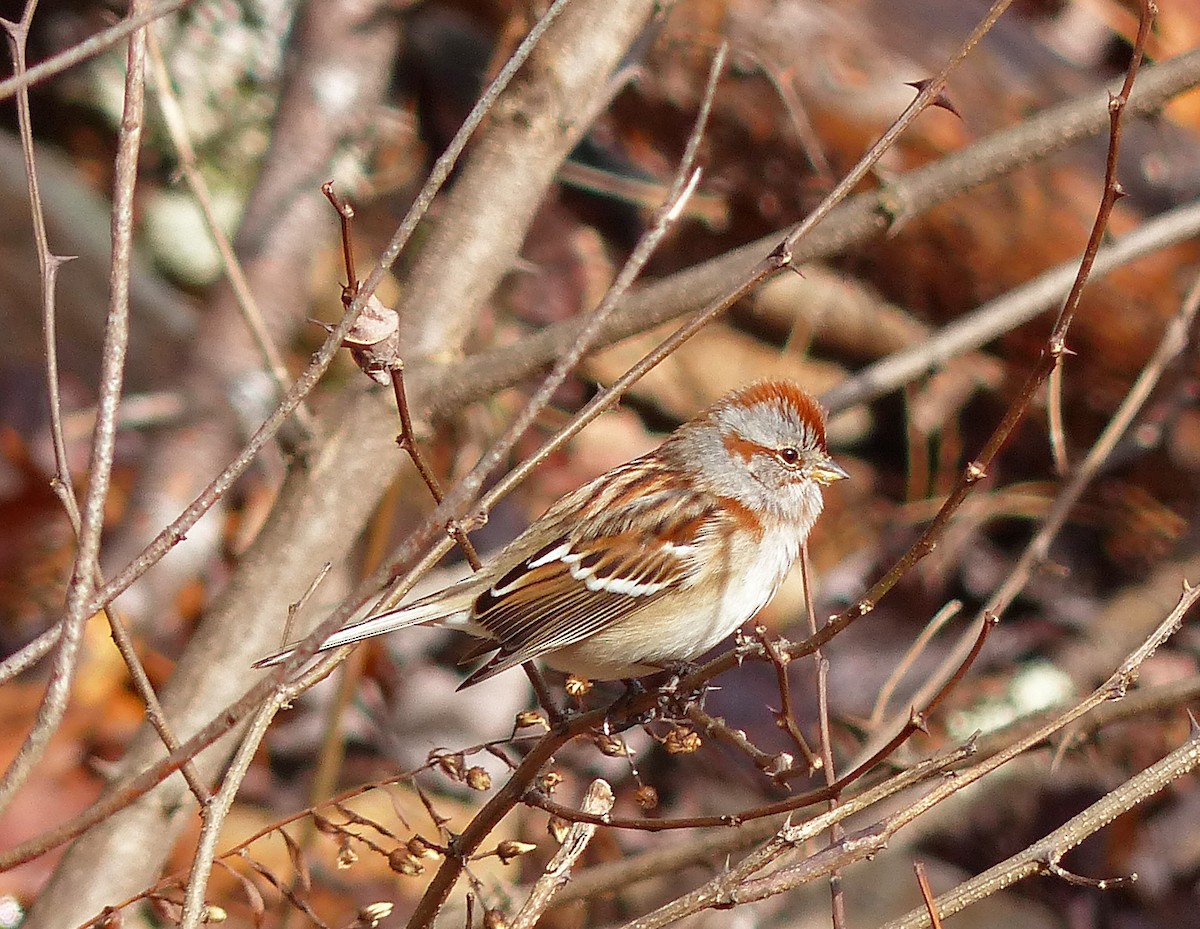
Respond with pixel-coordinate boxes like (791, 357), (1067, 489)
(543, 523), (801, 679)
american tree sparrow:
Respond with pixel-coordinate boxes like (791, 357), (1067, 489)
(256, 380), (847, 687)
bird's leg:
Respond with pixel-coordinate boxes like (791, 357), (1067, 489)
(521, 661), (571, 728)
(597, 677), (651, 732)
(656, 661), (710, 718)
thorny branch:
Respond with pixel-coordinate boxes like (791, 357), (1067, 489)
(0, 3), (150, 815)
(0, 0), (578, 881)
(9, 7), (1200, 929)
(618, 581), (1199, 929)
(403, 5), (1159, 926)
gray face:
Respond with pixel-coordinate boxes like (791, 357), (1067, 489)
(665, 390), (831, 528)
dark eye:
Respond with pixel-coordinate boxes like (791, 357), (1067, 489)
(777, 446), (801, 466)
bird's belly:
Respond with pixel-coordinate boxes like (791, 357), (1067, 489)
(544, 528), (798, 680)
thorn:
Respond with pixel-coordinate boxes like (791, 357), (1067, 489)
(768, 241), (793, 266)
(906, 79), (961, 119)
(1048, 336), (1069, 359)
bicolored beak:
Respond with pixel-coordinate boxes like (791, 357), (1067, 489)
(811, 456), (850, 486)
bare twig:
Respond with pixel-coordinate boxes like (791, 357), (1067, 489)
(0, 4), (147, 814)
(509, 779), (614, 929)
(756, 625), (820, 772)
(0, 625), (61, 684)
(872, 143), (1200, 762)
(0, 0), (197, 102)
(430, 50), (1200, 420)
(684, 704), (797, 783)
(914, 861), (944, 929)
(1046, 360), (1069, 474)
(177, 586), (334, 929)
(799, 549), (844, 907)
(880, 732), (1200, 929)
(869, 601), (962, 729)
(1, 4), (79, 528)
(621, 582), (1198, 928)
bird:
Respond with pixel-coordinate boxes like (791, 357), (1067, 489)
(255, 380), (847, 688)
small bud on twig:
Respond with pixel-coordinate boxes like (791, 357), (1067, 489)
(495, 839), (538, 864)
(515, 710), (551, 731)
(388, 850), (424, 875)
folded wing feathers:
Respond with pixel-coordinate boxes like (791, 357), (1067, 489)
(461, 482), (721, 683)
(257, 457), (726, 683)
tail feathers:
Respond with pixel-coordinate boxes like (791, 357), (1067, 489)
(253, 593), (473, 669)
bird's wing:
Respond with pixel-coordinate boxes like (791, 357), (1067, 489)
(459, 461), (725, 685)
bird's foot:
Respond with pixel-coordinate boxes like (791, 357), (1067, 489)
(654, 661), (710, 717)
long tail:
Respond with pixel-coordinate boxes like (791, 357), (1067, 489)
(253, 591), (473, 668)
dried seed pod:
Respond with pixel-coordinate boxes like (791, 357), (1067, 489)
(594, 733), (627, 757)
(565, 675), (593, 696)
(465, 766), (493, 791)
(407, 835), (441, 860)
(515, 710), (550, 730)
(388, 849), (424, 875)
(357, 902), (394, 927)
(539, 771), (563, 793)
(764, 752), (795, 777)
(634, 785), (659, 810)
(338, 294), (400, 385)
(483, 908), (510, 929)
(663, 728), (702, 755)
(337, 840), (359, 869)
(435, 753), (466, 781)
